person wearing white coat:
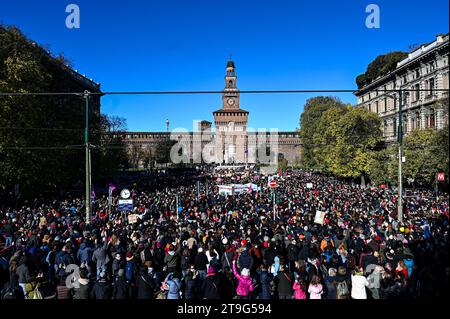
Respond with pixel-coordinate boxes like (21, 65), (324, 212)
(351, 268), (370, 299)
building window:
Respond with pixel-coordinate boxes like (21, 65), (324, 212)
(414, 84), (420, 101)
(415, 69), (420, 79)
(383, 120), (388, 136)
(443, 73), (449, 90)
(403, 75), (407, 84)
(429, 78), (435, 96)
(415, 112), (420, 129)
(383, 98), (387, 113)
(429, 108), (435, 128)
(375, 101), (379, 113)
(393, 118), (397, 137)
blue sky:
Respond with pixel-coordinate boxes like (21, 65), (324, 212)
(1, 0), (448, 131)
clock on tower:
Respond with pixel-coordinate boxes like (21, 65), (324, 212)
(222, 59), (240, 110)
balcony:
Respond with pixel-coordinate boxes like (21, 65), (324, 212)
(424, 94), (436, 102)
(411, 99), (421, 106)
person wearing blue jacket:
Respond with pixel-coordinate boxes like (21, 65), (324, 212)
(256, 264), (273, 299)
(238, 247), (254, 272)
(125, 251), (136, 299)
(165, 272), (182, 299)
(77, 242), (93, 265)
(404, 254), (415, 278)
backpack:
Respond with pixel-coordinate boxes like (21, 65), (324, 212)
(337, 280), (349, 297)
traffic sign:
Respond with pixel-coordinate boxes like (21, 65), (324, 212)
(118, 199), (133, 211)
(437, 172), (445, 182)
(268, 180), (277, 188)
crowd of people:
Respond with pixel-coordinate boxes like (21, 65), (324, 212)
(0, 167), (448, 300)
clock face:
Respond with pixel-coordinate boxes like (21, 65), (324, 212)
(120, 189), (131, 199)
(227, 98), (235, 106)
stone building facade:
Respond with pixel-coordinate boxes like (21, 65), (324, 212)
(121, 60), (302, 166)
(355, 34), (449, 142)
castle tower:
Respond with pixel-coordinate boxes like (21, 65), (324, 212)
(213, 59), (249, 163)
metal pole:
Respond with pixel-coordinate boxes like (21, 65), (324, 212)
(273, 189), (276, 221)
(197, 180), (200, 199)
(176, 194), (179, 219)
(84, 91), (91, 224)
(108, 186), (112, 214)
(397, 90), (403, 223)
(435, 179), (438, 201)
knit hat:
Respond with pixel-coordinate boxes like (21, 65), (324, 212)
(207, 266), (215, 274)
(222, 238), (228, 245)
(241, 268), (250, 276)
(126, 251), (133, 260)
(263, 242), (269, 248)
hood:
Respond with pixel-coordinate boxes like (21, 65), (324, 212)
(337, 267), (347, 276)
(241, 268), (250, 276)
(79, 278), (89, 285)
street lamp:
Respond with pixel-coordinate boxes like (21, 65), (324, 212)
(385, 89), (409, 223)
(386, 90), (409, 223)
(82, 91), (92, 225)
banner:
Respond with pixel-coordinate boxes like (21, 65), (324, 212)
(218, 185), (234, 196)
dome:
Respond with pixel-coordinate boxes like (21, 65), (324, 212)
(226, 60), (235, 68)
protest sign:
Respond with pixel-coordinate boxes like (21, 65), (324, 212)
(314, 210), (326, 225)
